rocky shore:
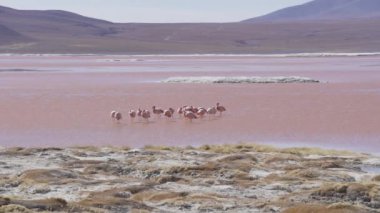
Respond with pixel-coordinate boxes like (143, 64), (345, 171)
(0, 144), (379, 212)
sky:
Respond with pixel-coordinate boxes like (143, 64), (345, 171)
(0, 0), (312, 23)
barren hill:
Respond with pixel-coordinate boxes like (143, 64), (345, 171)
(243, 0), (380, 22)
(0, 4), (380, 54)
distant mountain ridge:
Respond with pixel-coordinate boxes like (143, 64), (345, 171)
(0, 3), (380, 54)
(0, 5), (117, 38)
(243, 0), (380, 22)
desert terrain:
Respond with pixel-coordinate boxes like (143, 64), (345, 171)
(1, 144), (380, 212)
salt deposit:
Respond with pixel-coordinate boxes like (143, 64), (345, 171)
(163, 76), (320, 84)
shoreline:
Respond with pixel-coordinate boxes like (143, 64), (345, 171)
(0, 143), (379, 212)
(1, 52), (380, 58)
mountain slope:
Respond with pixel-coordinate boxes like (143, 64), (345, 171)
(0, 24), (31, 45)
(243, 0), (380, 22)
(0, 4), (380, 54)
(0, 5), (118, 38)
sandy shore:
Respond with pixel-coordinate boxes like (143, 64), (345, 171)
(0, 144), (379, 212)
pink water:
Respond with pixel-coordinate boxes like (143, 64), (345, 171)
(0, 55), (379, 153)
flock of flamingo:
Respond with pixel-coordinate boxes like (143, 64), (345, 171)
(110, 102), (226, 123)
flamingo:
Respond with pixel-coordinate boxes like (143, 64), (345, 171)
(136, 108), (143, 122)
(110, 111), (117, 119)
(169, 107), (175, 115)
(184, 106), (194, 112)
(197, 108), (207, 117)
(216, 102), (226, 115)
(177, 107), (184, 117)
(184, 111), (197, 122)
(137, 108), (142, 117)
(207, 107), (217, 118)
(129, 110), (136, 120)
(152, 106), (164, 117)
(164, 110), (173, 119)
(114, 112), (122, 121)
(142, 110), (151, 122)
(129, 110), (136, 118)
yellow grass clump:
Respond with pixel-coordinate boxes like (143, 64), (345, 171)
(143, 145), (181, 151)
(197, 143), (356, 156)
(283, 203), (367, 213)
(0, 204), (31, 213)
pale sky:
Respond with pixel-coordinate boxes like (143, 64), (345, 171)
(0, 0), (312, 23)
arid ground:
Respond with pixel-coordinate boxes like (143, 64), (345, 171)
(0, 144), (380, 212)
(0, 55), (380, 154)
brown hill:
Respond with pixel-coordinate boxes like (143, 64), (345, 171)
(243, 0), (380, 22)
(0, 24), (31, 45)
(0, 5), (380, 54)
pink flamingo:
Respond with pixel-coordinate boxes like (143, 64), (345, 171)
(184, 111), (197, 122)
(110, 111), (117, 119)
(164, 110), (173, 119)
(142, 110), (151, 122)
(216, 102), (226, 115)
(129, 110), (136, 118)
(152, 106), (164, 117)
(136, 108), (143, 122)
(137, 108), (142, 117)
(169, 107), (175, 115)
(177, 107), (184, 117)
(207, 107), (217, 118)
(197, 108), (207, 117)
(114, 112), (122, 121)
(184, 106), (194, 112)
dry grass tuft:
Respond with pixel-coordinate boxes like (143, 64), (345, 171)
(156, 175), (182, 184)
(372, 175), (380, 182)
(6, 198), (68, 212)
(198, 143), (276, 154)
(82, 163), (131, 176)
(217, 153), (258, 163)
(0, 147), (34, 156)
(265, 155), (301, 164)
(280, 147), (354, 156)
(196, 143), (355, 157)
(143, 145), (180, 151)
(287, 169), (320, 179)
(312, 183), (380, 203)
(70, 146), (101, 152)
(283, 203), (366, 213)
(132, 191), (188, 203)
(0, 197), (10, 206)
(20, 169), (78, 184)
(63, 160), (104, 169)
(0, 204), (31, 213)
(0, 147), (65, 157)
(78, 187), (154, 211)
